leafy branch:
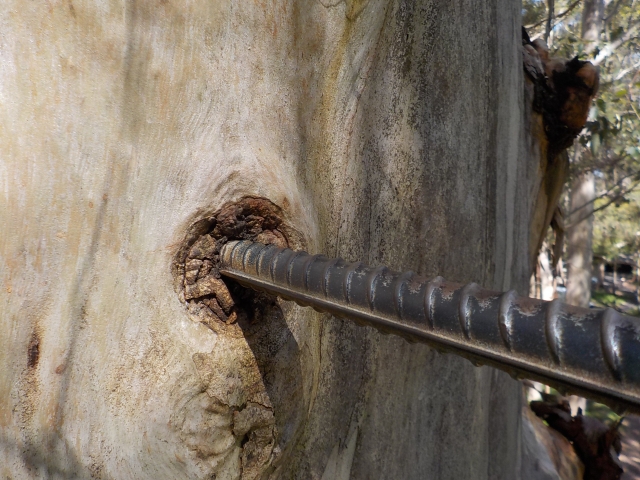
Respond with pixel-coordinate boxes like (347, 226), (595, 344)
(591, 20), (640, 65)
(525, 0), (582, 30)
(568, 170), (638, 216)
(566, 177), (640, 228)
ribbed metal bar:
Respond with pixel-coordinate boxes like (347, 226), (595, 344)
(220, 240), (640, 413)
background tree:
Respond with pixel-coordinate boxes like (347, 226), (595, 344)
(523, 0), (640, 308)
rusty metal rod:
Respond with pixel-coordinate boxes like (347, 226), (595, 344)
(220, 240), (640, 413)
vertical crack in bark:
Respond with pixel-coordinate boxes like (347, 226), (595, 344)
(27, 330), (40, 369)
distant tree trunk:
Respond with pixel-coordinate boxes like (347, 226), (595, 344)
(545, 0), (555, 45)
(581, 0), (605, 44)
(566, 171), (596, 307)
(565, 0), (603, 308)
(596, 259), (605, 290)
(0, 1), (552, 478)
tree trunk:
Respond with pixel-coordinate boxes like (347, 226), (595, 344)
(0, 1), (544, 478)
(597, 259), (605, 290)
(581, 0), (605, 43)
(566, 172), (596, 307)
(565, 0), (603, 309)
(545, 0), (555, 46)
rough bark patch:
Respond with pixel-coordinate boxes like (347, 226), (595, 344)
(174, 197), (290, 335)
(173, 197), (303, 479)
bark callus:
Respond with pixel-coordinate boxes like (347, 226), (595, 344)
(179, 197), (289, 333)
(173, 198), (302, 479)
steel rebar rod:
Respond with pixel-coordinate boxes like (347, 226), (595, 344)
(219, 240), (640, 413)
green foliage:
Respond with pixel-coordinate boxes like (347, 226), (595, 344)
(592, 290), (631, 308)
(591, 290), (640, 316)
(522, 0), (549, 28)
(584, 400), (623, 425)
(593, 189), (640, 260)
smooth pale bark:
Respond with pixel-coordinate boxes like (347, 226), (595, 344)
(566, 172), (596, 307)
(1, 1), (540, 478)
(565, 0), (602, 309)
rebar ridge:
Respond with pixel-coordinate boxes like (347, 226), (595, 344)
(220, 240), (640, 413)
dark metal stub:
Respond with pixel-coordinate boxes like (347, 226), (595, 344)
(220, 240), (640, 413)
